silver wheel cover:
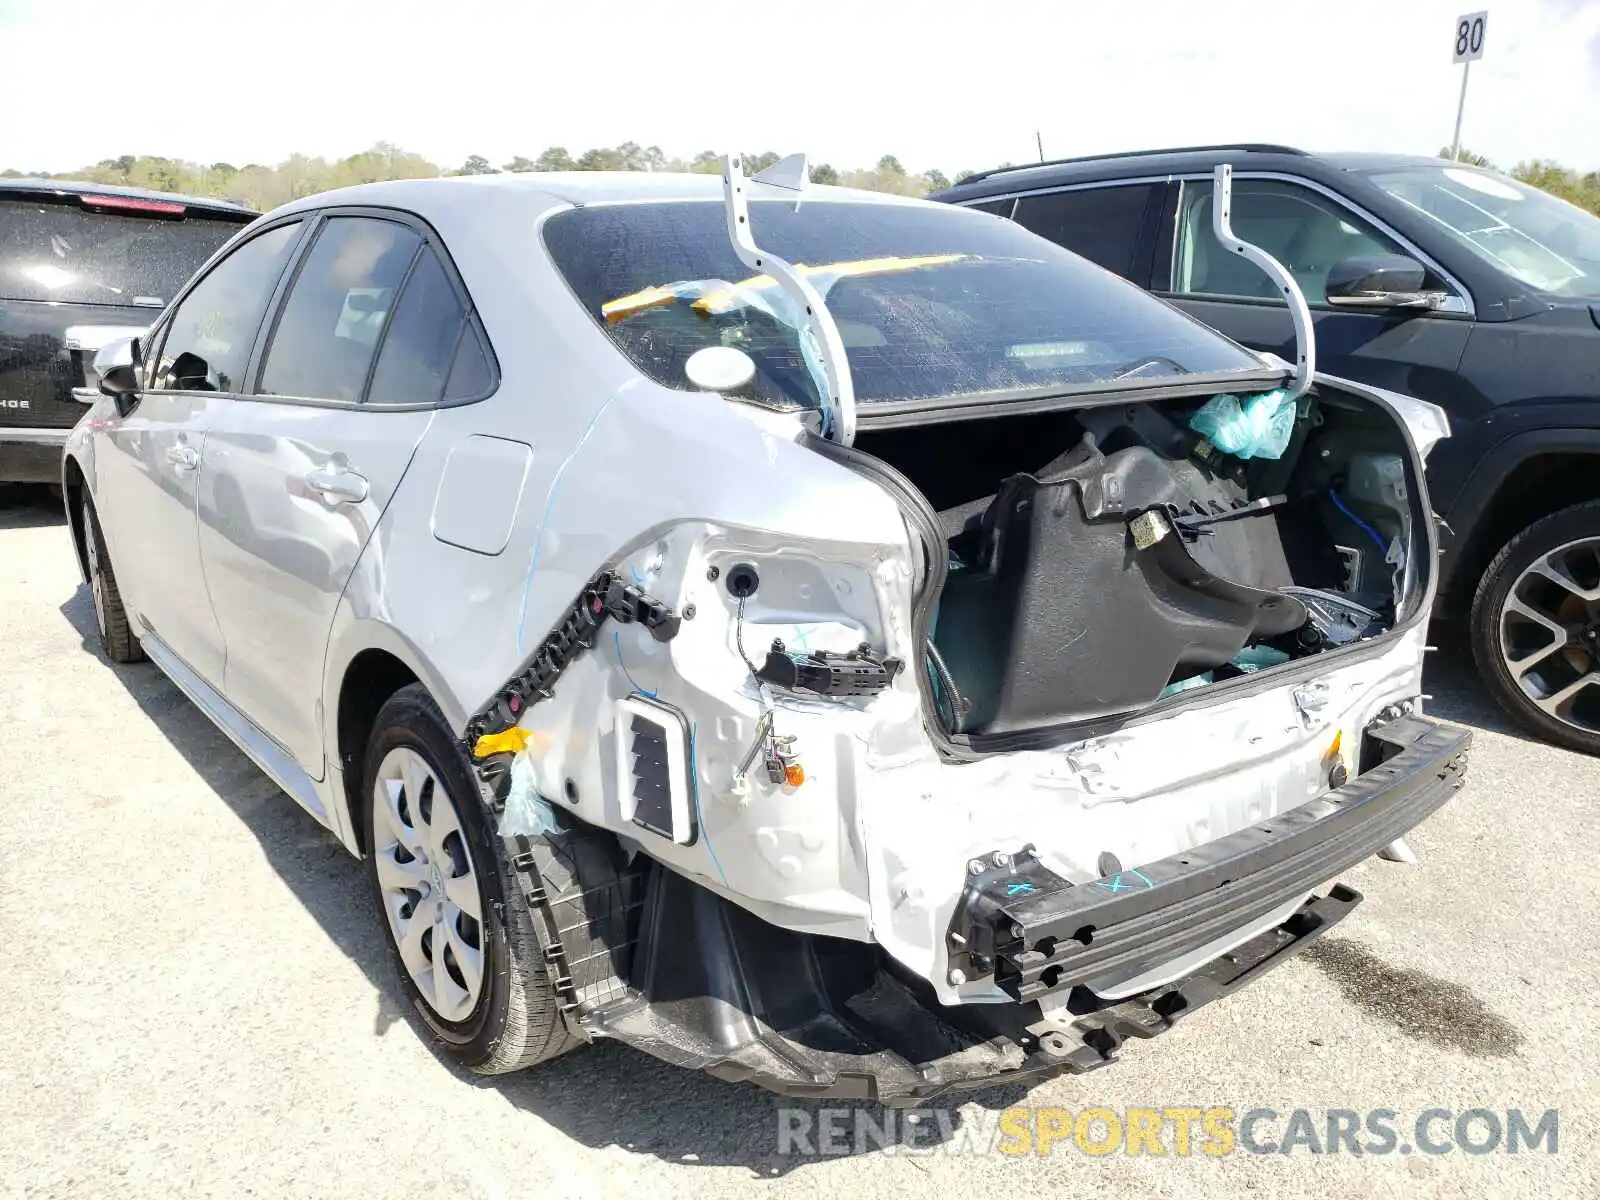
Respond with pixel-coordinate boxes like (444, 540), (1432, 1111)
(371, 746), (486, 1022)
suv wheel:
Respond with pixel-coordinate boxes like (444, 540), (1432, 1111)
(362, 683), (582, 1072)
(1471, 500), (1600, 755)
(81, 497), (144, 664)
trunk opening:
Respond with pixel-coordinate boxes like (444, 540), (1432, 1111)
(851, 387), (1428, 739)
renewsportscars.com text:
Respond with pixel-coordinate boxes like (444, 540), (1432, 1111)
(777, 1106), (1559, 1158)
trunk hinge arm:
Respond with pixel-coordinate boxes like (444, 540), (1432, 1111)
(721, 151), (858, 446)
(1212, 164), (1316, 402)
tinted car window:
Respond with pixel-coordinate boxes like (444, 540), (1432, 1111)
(444, 325), (494, 400)
(543, 200), (1265, 412)
(970, 198), (1015, 218)
(149, 221), (302, 393)
(0, 197), (245, 308)
(1366, 164), (1600, 298)
(1012, 185), (1157, 277)
(366, 248), (466, 406)
(259, 217), (420, 402)
(1173, 179), (1404, 305)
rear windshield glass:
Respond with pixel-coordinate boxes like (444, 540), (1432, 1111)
(0, 197), (246, 308)
(543, 200), (1266, 410)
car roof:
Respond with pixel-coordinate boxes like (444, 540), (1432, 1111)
(265, 169), (938, 223)
(1315, 151), (1463, 173)
(932, 145), (1454, 201)
(0, 176), (257, 218)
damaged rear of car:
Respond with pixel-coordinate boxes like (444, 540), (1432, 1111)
(454, 158), (1468, 1099)
(69, 159), (1470, 1103)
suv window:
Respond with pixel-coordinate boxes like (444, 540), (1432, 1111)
(1012, 185), (1157, 277)
(969, 198), (1015, 218)
(1173, 178), (1406, 305)
(365, 247), (467, 406)
(1365, 164), (1600, 298)
(0, 196), (245, 309)
(259, 217), (421, 403)
(148, 221), (302, 393)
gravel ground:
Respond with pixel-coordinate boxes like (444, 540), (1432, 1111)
(1, 481), (1596, 1199)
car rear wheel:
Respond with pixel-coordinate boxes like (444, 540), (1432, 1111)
(1471, 501), (1600, 756)
(362, 683), (582, 1072)
(81, 497), (144, 664)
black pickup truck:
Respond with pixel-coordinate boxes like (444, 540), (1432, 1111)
(934, 145), (1600, 756)
(1, 179), (254, 484)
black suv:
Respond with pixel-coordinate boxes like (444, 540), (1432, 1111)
(1, 179), (255, 485)
(934, 144), (1600, 754)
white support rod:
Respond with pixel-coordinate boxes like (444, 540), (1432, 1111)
(1212, 163), (1315, 400)
(720, 152), (857, 445)
(1451, 60), (1471, 161)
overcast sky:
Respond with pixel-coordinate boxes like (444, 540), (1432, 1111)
(3, 0), (1597, 175)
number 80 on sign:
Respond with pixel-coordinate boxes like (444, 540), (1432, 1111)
(1453, 11), (1487, 63)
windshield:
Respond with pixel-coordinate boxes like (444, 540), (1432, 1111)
(542, 200), (1268, 411)
(1365, 165), (1600, 298)
(0, 197), (246, 308)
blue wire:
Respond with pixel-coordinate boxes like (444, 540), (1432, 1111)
(1328, 489), (1390, 557)
(687, 721), (729, 886)
(613, 629), (657, 699)
(515, 392), (621, 654)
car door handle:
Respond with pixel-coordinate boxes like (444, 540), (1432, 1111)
(305, 467), (370, 504)
(166, 445), (200, 470)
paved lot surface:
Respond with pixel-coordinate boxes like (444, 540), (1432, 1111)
(1, 482), (1597, 1199)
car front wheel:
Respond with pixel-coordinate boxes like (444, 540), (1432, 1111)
(362, 683), (581, 1072)
(1471, 500), (1600, 756)
(81, 497), (144, 664)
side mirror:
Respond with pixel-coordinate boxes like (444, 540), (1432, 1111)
(1325, 255), (1445, 310)
(94, 336), (142, 399)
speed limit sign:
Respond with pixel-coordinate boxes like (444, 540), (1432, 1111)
(1454, 11), (1488, 62)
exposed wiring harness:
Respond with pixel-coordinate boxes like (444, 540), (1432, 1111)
(924, 640), (969, 733)
(613, 629), (657, 699)
(734, 595), (762, 679)
(1328, 488), (1391, 557)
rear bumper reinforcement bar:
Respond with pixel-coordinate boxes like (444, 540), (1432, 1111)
(951, 713), (1470, 1001)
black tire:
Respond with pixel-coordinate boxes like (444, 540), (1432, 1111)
(362, 683), (582, 1073)
(81, 496), (144, 664)
(1469, 499), (1600, 756)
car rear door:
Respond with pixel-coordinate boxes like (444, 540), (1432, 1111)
(1154, 174), (1476, 399)
(196, 211), (484, 778)
(94, 219), (306, 687)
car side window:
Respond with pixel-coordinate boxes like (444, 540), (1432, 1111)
(258, 216), (421, 403)
(443, 325), (494, 401)
(365, 247), (467, 406)
(1011, 184), (1157, 278)
(969, 198), (1015, 218)
(148, 222), (302, 393)
(1173, 178), (1407, 305)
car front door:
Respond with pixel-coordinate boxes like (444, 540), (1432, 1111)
(196, 213), (479, 777)
(94, 220), (306, 686)
(1157, 175), (1477, 405)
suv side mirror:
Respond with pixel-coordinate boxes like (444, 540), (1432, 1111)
(1326, 255), (1446, 310)
(94, 336), (141, 400)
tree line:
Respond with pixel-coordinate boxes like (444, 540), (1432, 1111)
(0, 144), (964, 212)
(4, 142), (1597, 217)
(1443, 148), (1600, 216)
